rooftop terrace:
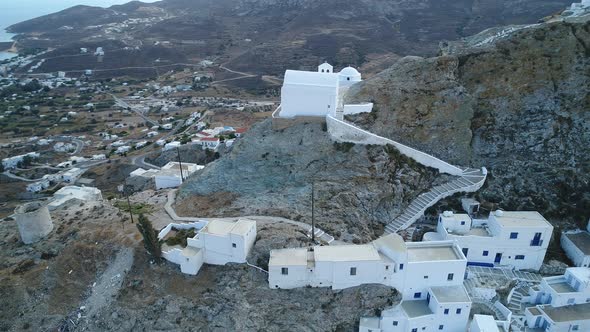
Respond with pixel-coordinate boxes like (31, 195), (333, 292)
(541, 302), (590, 322)
(407, 244), (462, 262)
(401, 300), (433, 318)
(431, 285), (470, 303)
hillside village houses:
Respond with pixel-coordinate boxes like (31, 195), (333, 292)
(524, 267), (590, 331)
(424, 209), (553, 271)
(561, 220), (590, 267)
(159, 219), (256, 275)
(269, 234), (468, 298)
(2, 152), (40, 169)
(130, 162), (203, 189)
(269, 234), (474, 332)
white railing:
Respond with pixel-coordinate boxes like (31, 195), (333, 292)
(271, 105), (282, 118)
(385, 173), (486, 233)
(326, 114), (464, 176)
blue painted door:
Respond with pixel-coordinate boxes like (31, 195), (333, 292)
(495, 253), (502, 264)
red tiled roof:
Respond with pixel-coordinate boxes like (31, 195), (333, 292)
(200, 137), (220, 142)
(235, 127), (248, 133)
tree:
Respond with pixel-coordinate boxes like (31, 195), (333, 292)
(136, 214), (161, 260)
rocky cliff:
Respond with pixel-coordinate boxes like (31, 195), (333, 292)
(177, 120), (440, 242)
(347, 15), (590, 224)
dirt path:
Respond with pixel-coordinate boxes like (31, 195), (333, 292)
(59, 248), (135, 331)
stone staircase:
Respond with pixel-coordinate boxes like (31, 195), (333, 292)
(384, 168), (487, 234)
(306, 226), (335, 244)
(508, 285), (530, 313)
(472, 299), (507, 321)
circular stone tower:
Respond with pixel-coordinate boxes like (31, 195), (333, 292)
(14, 202), (53, 244)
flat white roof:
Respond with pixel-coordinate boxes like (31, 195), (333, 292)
(472, 315), (500, 332)
(401, 300), (433, 318)
(492, 211), (552, 228)
(314, 244), (381, 262)
(541, 302), (590, 322)
(54, 185), (101, 196)
(269, 248), (308, 266)
(406, 242), (462, 262)
(564, 232), (590, 255)
(430, 285), (470, 303)
(230, 219), (256, 236)
(284, 70), (339, 88)
(201, 219), (254, 236)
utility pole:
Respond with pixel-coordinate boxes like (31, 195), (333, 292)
(176, 147), (185, 182)
(123, 180), (134, 224)
(311, 181), (315, 243)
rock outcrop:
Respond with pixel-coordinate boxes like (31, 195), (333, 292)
(177, 120), (439, 242)
(347, 17), (590, 222)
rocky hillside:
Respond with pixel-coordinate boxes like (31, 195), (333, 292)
(347, 15), (590, 225)
(177, 120), (440, 242)
(8, 0), (572, 77)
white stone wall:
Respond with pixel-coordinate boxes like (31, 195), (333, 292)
(326, 115), (464, 176)
(343, 103), (373, 115)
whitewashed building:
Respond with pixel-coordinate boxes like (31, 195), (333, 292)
(26, 179), (51, 193)
(48, 186), (103, 210)
(523, 267), (590, 331)
(130, 162), (203, 189)
(163, 141), (181, 151)
(526, 267), (590, 308)
(469, 314), (510, 332)
(524, 302), (590, 332)
(561, 221), (590, 267)
(159, 219), (257, 275)
(276, 62), (373, 119)
(279, 69), (340, 118)
(196, 137), (221, 151)
(269, 234), (467, 298)
(2, 152), (40, 169)
(359, 285), (472, 332)
(61, 167), (85, 183)
(425, 210), (553, 270)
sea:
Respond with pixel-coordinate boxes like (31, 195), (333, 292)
(0, 0), (159, 60)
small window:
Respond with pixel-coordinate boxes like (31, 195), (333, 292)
(412, 329), (417, 332)
(447, 273), (454, 281)
(414, 292), (422, 299)
(399, 263), (404, 270)
(393, 321), (398, 326)
(281, 267), (288, 275)
(347, 77), (350, 81)
(439, 325), (444, 330)
(456, 308), (462, 314)
(232, 243), (236, 248)
(424, 275), (429, 279)
(385, 265), (389, 270)
(321, 69), (325, 73)
(510, 232), (518, 239)
(350, 267), (357, 276)
(462, 248), (469, 256)
(483, 250), (489, 256)
(460, 221), (465, 225)
(567, 298), (575, 304)
(515, 255), (525, 260)
(572, 325), (579, 331)
(444, 309), (449, 315)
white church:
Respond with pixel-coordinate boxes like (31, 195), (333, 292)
(276, 62), (373, 118)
